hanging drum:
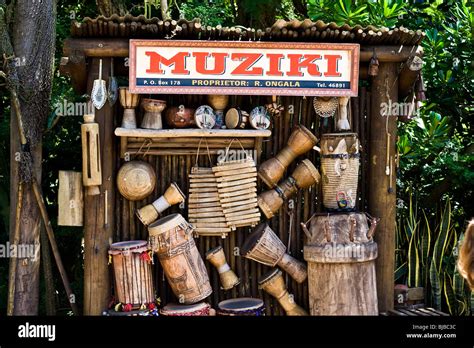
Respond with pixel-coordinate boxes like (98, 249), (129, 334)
(148, 213), (212, 304)
(258, 159), (320, 219)
(320, 133), (360, 211)
(117, 161), (156, 201)
(302, 212), (379, 315)
(206, 246), (240, 290)
(217, 298), (265, 316)
(136, 182), (186, 226)
(258, 125), (317, 188)
(108, 240), (155, 309)
(241, 223), (307, 283)
(258, 269), (308, 316)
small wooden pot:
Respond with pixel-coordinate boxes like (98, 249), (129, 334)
(259, 269), (308, 316)
(136, 183), (186, 226)
(165, 106), (196, 128)
(141, 98), (166, 129)
(206, 246), (240, 290)
(117, 161), (156, 201)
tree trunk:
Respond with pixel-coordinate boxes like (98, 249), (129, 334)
(96, 0), (127, 17)
(7, 0), (56, 315)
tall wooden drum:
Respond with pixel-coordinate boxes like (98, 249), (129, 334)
(148, 213), (212, 304)
(108, 240), (154, 308)
(303, 212), (379, 315)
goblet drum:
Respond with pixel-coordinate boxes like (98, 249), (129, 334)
(141, 98), (166, 129)
(258, 125), (317, 188)
(258, 159), (320, 219)
(258, 269), (308, 316)
(241, 223), (307, 283)
(136, 182), (186, 226)
(205, 246), (240, 290)
(119, 87), (140, 129)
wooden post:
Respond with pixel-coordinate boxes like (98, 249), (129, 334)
(369, 63), (398, 313)
(83, 58), (116, 315)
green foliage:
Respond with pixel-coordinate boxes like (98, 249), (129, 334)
(307, 0), (406, 27)
(396, 196), (471, 315)
(179, 0), (234, 26)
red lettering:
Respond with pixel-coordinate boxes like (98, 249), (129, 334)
(193, 52), (227, 75)
(145, 51), (189, 74)
(287, 54), (322, 77)
(267, 54), (284, 76)
(231, 53), (263, 75)
(324, 55), (342, 77)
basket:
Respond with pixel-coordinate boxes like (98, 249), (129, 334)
(320, 133), (360, 210)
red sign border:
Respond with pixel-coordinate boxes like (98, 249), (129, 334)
(129, 40), (360, 97)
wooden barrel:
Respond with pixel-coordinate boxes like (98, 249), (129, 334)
(303, 212), (379, 315)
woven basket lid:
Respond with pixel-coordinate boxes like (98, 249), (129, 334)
(148, 213), (188, 236)
(117, 161), (156, 201)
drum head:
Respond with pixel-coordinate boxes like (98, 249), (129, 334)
(218, 298), (264, 312)
(225, 108), (240, 129)
(205, 245), (223, 258)
(258, 268), (281, 285)
(241, 223), (268, 255)
(160, 302), (209, 315)
(110, 240), (148, 251)
(148, 213), (188, 236)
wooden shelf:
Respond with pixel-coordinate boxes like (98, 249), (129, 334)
(115, 127), (271, 158)
(115, 128), (271, 138)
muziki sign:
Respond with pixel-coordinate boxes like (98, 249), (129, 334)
(129, 40), (360, 96)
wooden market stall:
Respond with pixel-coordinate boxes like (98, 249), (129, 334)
(60, 16), (424, 315)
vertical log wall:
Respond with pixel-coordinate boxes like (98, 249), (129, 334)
(108, 85), (375, 315)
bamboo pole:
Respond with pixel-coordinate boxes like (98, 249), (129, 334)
(7, 183), (23, 315)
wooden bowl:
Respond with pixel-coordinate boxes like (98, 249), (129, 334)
(117, 161), (156, 201)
